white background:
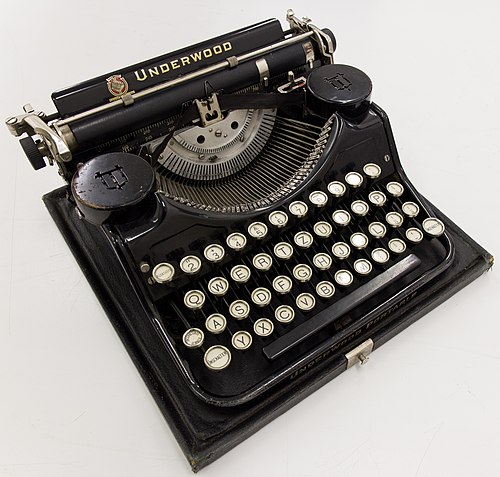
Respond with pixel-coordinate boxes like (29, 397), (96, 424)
(1, 1), (499, 476)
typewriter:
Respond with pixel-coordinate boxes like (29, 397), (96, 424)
(6, 10), (492, 471)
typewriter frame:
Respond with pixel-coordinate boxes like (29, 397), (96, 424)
(42, 105), (492, 470)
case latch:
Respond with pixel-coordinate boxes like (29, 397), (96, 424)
(345, 339), (374, 368)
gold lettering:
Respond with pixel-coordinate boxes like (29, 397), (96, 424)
(190, 51), (202, 61)
(134, 69), (147, 81)
(133, 42), (234, 85)
(148, 66), (160, 77)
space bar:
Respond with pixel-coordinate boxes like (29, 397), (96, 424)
(263, 254), (421, 360)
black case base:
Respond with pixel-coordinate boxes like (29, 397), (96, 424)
(43, 187), (493, 472)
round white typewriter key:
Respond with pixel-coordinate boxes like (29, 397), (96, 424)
(386, 211), (404, 228)
(296, 293), (316, 311)
(313, 252), (332, 270)
(207, 277), (229, 296)
(368, 190), (387, 207)
(184, 290), (206, 310)
(272, 275), (293, 294)
(406, 227), (424, 243)
(289, 201), (308, 218)
(316, 281), (335, 299)
(313, 221), (332, 238)
(152, 262), (175, 284)
(350, 232), (369, 250)
(204, 345), (231, 371)
(268, 210), (288, 228)
(275, 305), (295, 323)
(371, 248), (390, 264)
(402, 201), (420, 218)
(386, 181), (404, 197)
(179, 255), (202, 275)
(363, 163), (382, 179)
(351, 200), (369, 216)
(335, 270), (354, 286)
(251, 287), (272, 307)
(368, 221), (387, 238)
(294, 231), (314, 249)
(226, 232), (247, 251)
(254, 318), (274, 337)
(388, 238), (407, 254)
(345, 171), (363, 188)
(205, 313), (227, 334)
(332, 242), (351, 259)
(332, 209), (351, 226)
(327, 181), (346, 197)
(182, 328), (204, 349)
(204, 244), (225, 263)
(248, 222), (268, 239)
(232, 331), (253, 350)
(230, 264), (251, 283)
(422, 217), (445, 237)
(229, 299), (250, 320)
(293, 264), (313, 282)
(252, 253), (273, 271)
(309, 190), (328, 207)
(274, 242), (294, 260)
(354, 258), (372, 275)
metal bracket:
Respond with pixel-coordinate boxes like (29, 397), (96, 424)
(195, 93), (223, 127)
(345, 339), (374, 368)
(5, 104), (72, 163)
(277, 71), (307, 93)
(286, 9), (334, 65)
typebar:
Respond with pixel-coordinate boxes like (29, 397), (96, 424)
(263, 254), (422, 360)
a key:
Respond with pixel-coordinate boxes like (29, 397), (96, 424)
(272, 275), (293, 294)
(254, 318), (274, 337)
(226, 232), (247, 251)
(204, 345), (231, 371)
(268, 210), (289, 228)
(205, 313), (227, 334)
(232, 331), (252, 350)
(179, 255), (202, 275)
(204, 244), (225, 263)
(251, 287), (272, 307)
(182, 328), (204, 348)
(184, 290), (205, 310)
(248, 221), (268, 239)
(152, 262), (175, 283)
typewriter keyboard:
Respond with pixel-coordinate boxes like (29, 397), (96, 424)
(147, 162), (449, 400)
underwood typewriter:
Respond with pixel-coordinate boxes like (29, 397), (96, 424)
(6, 10), (492, 471)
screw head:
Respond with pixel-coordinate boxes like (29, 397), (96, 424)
(140, 262), (150, 273)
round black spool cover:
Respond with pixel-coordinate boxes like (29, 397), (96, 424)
(307, 64), (372, 119)
(71, 152), (156, 225)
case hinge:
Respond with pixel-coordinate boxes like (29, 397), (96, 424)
(345, 339), (374, 368)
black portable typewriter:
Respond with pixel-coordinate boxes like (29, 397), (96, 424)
(6, 10), (492, 471)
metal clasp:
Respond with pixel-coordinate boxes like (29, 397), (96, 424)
(195, 93), (223, 127)
(345, 339), (374, 368)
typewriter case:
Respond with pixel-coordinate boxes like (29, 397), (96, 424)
(6, 11), (492, 471)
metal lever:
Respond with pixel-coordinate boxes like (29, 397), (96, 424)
(286, 9), (335, 65)
(5, 105), (72, 163)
